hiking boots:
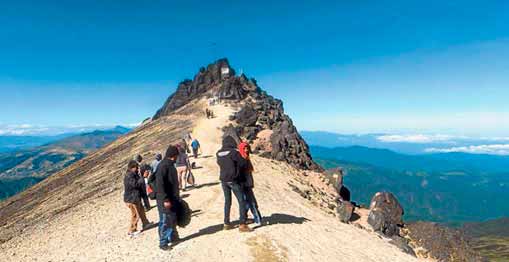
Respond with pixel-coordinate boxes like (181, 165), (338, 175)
(246, 218), (255, 224)
(159, 245), (171, 251)
(239, 224), (253, 233)
(223, 224), (234, 231)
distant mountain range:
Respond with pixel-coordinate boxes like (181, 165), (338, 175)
(0, 134), (72, 153)
(0, 126), (130, 200)
(310, 145), (509, 224)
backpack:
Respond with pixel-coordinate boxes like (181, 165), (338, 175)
(176, 199), (192, 228)
(147, 173), (157, 200)
(191, 140), (199, 150)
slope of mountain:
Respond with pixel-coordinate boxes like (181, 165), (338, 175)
(0, 126), (130, 200)
(463, 218), (509, 262)
(311, 146), (509, 224)
(0, 59), (421, 261)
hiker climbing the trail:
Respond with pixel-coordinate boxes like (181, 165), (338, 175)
(238, 141), (263, 227)
(191, 138), (201, 159)
(216, 136), (253, 233)
(135, 154), (151, 211)
(151, 153), (162, 174)
(154, 145), (181, 251)
(179, 138), (190, 154)
(123, 160), (152, 238)
(176, 145), (191, 191)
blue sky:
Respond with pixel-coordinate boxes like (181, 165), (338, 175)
(1, 1), (508, 136)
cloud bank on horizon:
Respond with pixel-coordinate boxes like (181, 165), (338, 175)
(425, 144), (509, 155)
(0, 123), (139, 136)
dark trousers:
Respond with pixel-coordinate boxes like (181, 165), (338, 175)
(156, 200), (177, 247)
(221, 182), (247, 225)
(141, 187), (151, 209)
(192, 148), (198, 158)
(244, 187), (262, 224)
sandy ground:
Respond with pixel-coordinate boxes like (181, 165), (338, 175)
(0, 102), (420, 262)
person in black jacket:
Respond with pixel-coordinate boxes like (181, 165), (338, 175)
(216, 136), (253, 232)
(123, 160), (150, 237)
(154, 145), (181, 250)
(135, 154), (151, 211)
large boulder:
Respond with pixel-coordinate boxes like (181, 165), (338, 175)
(235, 105), (258, 127)
(367, 192), (404, 237)
(336, 201), (355, 223)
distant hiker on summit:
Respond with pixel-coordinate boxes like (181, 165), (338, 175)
(154, 145), (181, 250)
(238, 141), (262, 227)
(216, 136), (253, 232)
(123, 160), (152, 238)
(191, 138), (201, 159)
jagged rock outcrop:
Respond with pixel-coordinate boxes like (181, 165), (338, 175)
(155, 58), (321, 171)
(231, 90), (322, 171)
(368, 192), (404, 237)
(366, 192), (415, 257)
(153, 58), (235, 119)
(404, 222), (486, 262)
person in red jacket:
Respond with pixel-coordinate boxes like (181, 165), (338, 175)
(238, 141), (262, 227)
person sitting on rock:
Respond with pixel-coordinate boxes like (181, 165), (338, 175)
(238, 141), (262, 227)
(334, 170), (351, 202)
(216, 136), (253, 232)
(123, 160), (151, 238)
(154, 145), (181, 251)
(333, 170), (355, 223)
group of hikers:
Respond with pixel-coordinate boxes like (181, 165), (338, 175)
(123, 134), (262, 250)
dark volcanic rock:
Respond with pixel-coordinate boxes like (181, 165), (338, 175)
(235, 105), (258, 127)
(405, 222), (486, 262)
(154, 58), (321, 171)
(336, 201), (354, 223)
(269, 117), (320, 171)
(217, 75), (256, 100)
(367, 192), (404, 237)
(153, 58), (233, 119)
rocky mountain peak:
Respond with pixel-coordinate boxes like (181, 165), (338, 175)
(153, 58), (321, 171)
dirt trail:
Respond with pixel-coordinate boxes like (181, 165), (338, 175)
(0, 101), (420, 262)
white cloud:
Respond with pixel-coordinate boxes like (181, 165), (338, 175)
(425, 144), (509, 155)
(377, 134), (456, 143)
(0, 124), (133, 136)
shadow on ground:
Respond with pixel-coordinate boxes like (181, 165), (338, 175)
(175, 213), (310, 246)
(350, 213), (361, 222)
(194, 182), (220, 189)
(263, 213), (310, 225)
